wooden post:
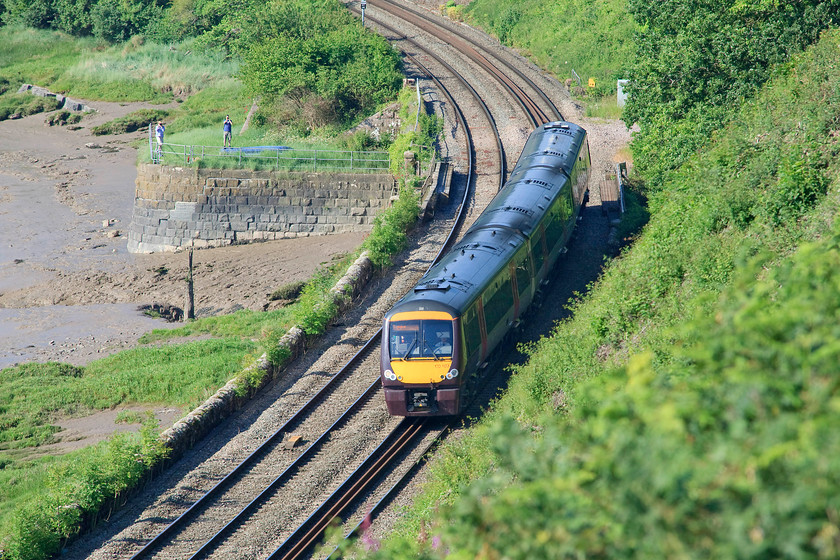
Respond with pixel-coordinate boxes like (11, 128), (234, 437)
(185, 247), (195, 320)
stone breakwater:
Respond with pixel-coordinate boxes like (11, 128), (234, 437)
(128, 164), (396, 253)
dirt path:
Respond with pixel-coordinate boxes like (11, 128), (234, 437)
(0, 99), (366, 369)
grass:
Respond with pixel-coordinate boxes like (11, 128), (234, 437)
(464, 0), (635, 99)
(584, 93), (625, 120)
(0, 27), (237, 106)
(51, 38), (238, 103)
(0, 254), (351, 550)
(0, 93), (60, 121)
(0, 339), (254, 452)
(90, 108), (171, 135)
(0, 27), (94, 87)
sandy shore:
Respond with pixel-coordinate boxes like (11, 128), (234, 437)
(0, 99), (366, 369)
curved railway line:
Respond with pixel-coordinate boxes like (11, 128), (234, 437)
(371, 0), (561, 126)
(66, 3), (593, 559)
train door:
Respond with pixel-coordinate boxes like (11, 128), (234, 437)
(531, 224), (548, 285)
(509, 261), (520, 318)
(513, 248), (533, 316)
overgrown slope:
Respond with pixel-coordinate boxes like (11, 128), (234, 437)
(369, 25), (840, 560)
(464, 0), (634, 98)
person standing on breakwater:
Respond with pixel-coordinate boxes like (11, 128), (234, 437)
(155, 121), (165, 157)
(223, 115), (233, 147)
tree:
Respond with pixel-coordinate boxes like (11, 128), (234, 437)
(624, 0), (840, 190)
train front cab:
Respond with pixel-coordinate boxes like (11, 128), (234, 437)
(381, 310), (463, 416)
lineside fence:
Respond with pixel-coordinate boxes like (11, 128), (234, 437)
(148, 124), (391, 173)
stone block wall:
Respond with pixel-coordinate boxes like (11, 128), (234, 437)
(128, 164), (396, 253)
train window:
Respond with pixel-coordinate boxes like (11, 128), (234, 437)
(463, 304), (481, 356)
(545, 210), (564, 252)
(560, 187), (573, 220)
(389, 319), (453, 359)
(484, 276), (513, 332)
(423, 320), (453, 358)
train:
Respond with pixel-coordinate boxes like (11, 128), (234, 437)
(379, 121), (591, 416)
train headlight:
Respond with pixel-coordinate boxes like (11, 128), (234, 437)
(446, 369), (459, 380)
(384, 370), (396, 381)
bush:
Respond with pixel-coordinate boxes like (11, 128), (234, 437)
(370, 26), (840, 560)
(90, 0), (164, 43)
(237, 0), (403, 129)
(268, 281), (305, 302)
(3, 419), (168, 560)
(291, 267), (341, 336)
(362, 186), (420, 268)
(624, 0), (840, 190)
(0, 93), (61, 121)
(90, 108), (169, 135)
(45, 109), (82, 125)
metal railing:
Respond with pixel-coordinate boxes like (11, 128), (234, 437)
(148, 125), (390, 173)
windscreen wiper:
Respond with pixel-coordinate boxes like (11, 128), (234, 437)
(401, 338), (417, 360)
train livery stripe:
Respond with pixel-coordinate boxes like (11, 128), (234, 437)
(390, 311), (454, 321)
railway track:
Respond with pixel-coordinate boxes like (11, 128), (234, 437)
(66, 3), (577, 559)
(370, 0), (561, 125)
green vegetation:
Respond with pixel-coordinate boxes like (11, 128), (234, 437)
(624, 0), (840, 191)
(0, 27), (94, 87)
(0, 339), (253, 453)
(90, 108), (169, 135)
(1, 420), (168, 560)
(44, 109), (82, 126)
(268, 281), (306, 302)
(0, 0), (403, 140)
(363, 185), (421, 268)
(363, 23), (840, 560)
(0, 92), (59, 121)
(233, 0), (403, 132)
(52, 38), (238, 102)
(465, 0), (635, 99)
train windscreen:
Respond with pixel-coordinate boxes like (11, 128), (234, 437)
(389, 319), (453, 359)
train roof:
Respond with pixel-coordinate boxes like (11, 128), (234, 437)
(384, 121), (588, 321)
(510, 121), (587, 179)
(465, 121), (586, 236)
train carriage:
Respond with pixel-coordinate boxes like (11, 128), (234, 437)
(381, 121), (590, 416)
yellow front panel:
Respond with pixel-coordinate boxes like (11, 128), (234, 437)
(391, 359), (453, 384)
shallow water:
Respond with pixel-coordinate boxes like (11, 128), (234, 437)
(0, 303), (178, 369)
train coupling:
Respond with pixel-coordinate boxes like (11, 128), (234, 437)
(407, 390), (435, 413)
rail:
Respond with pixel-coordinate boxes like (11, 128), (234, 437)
(148, 125), (391, 173)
